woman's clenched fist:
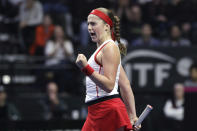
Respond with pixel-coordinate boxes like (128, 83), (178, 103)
(76, 54), (88, 69)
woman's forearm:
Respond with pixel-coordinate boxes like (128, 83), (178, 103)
(120, 84), (137, 118)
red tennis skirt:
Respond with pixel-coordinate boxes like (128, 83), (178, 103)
(82, 97), (133, 131)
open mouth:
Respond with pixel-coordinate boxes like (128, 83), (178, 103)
(90, 32), (96, 37)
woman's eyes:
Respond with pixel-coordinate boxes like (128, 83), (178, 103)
(88, 22), (96, 26)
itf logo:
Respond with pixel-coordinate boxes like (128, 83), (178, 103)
(122, 49), (193, 88)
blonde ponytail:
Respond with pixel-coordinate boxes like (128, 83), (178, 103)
(113, 16), (127, 55)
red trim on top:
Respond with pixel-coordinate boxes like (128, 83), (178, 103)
(96, 66), (102, 97)
(96, 86), (99, 97)
(94, 42), (109, 66)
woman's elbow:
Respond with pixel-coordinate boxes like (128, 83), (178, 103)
(106, 87), (114, 93)
(105, 83), (115, 93)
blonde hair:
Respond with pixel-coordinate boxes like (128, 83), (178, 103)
(96, 8), (127, 55)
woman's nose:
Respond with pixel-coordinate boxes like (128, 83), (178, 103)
(88, 25), (92, 31)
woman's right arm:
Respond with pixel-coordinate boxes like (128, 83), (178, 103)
(76, 42), (120, 93)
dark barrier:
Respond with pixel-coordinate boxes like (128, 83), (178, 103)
(0, 120), (85, 130)
(184, 88), (197, 131)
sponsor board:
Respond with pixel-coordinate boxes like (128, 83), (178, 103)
(123, 47), (197, 89)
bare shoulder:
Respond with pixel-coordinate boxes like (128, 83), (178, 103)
(102, 41), (120, 54)
(101, 41), (120, 64)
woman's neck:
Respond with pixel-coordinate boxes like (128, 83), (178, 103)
(97, 36), (112, 48)
(56, 37), (63, 43)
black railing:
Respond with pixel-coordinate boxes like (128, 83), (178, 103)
(0, 120), (85, 130)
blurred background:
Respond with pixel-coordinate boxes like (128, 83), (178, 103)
(0, 0), (196, 130)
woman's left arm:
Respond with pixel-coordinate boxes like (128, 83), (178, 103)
(119, 65), (137, 120)
(119, 65), (142, 131)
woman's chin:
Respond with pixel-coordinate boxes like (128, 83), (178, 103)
(91, 38), (98, 43)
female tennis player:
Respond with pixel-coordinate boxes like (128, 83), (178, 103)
(76, 7), (141, 131)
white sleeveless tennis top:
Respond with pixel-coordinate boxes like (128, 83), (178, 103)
(85, 39), (121, 103)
